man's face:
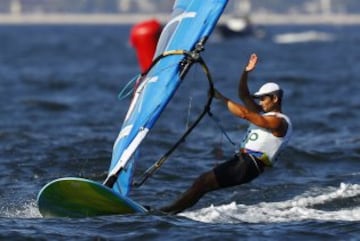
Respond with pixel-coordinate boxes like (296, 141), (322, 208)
(258, 95), (277, 112)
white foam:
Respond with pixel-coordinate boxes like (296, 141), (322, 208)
(1, 199), (42, 218)
(181, 183), (360, 223)
(273, 31), (335, 44)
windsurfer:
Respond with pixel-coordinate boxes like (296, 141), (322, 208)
(160, 53), (293, 214)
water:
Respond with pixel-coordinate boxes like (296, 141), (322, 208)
(0, 24), (359, 240)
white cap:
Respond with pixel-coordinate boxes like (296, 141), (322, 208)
(253, 82), (281, 97)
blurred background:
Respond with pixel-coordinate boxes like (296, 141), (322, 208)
(0, 0), (359, 25)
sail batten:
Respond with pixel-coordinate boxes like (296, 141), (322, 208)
(110, 128), (149, 177)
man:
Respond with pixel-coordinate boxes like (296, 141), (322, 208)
(160, 53), (292, 214)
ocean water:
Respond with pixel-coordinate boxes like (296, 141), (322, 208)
(0, 24), (359, 240)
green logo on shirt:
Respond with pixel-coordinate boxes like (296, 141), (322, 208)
(243, 130), (259, 144)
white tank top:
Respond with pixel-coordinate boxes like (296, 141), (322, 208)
(240, 112), (292, 166)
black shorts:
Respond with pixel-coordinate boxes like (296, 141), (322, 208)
(213, 153), (264, 188)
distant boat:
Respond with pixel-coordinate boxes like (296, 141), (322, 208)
(216, 0), (265, 39)
(217, 15), (265, 38)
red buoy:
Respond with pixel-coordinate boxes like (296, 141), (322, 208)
(130, 19), (162, 73)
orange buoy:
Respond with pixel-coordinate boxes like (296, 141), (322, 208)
(130, 19), (162, 73)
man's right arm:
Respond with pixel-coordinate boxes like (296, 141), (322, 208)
(238, 54), (261, 113)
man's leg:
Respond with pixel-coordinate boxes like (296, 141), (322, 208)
(160, 170), (220, 214)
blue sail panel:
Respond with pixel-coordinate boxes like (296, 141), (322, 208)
(109, 0), (229, 196)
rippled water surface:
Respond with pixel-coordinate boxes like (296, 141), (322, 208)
(0, 24), (359, 240)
